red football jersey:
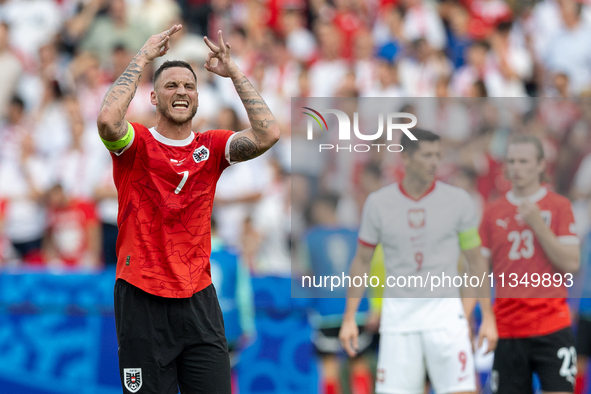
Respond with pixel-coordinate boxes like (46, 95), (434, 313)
(47, 199), (98, 266)
(111, 123), (235, 298)
(479, 187), (579, 338)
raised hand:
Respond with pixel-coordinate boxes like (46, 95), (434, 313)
(138, 24), (182, 64)
(203, 30), (243, 79)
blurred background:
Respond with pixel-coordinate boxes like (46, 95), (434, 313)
(2, 0), (591, 393)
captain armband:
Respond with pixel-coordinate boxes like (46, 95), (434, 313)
(101, 122), (134, 151)
(459, 227), (481, 251)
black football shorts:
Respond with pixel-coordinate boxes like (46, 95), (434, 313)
(576, 317), (591, 358)
(491, 327), (576, 394)
(114, 279), (231, 394)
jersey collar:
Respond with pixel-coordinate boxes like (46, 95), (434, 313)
(506, 186), (548, 206)
(149, 127), (195, 147)
(398, 181), (437, 201)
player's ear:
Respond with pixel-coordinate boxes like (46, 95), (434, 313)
(150, 91), (157, 105)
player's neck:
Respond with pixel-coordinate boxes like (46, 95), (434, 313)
(401, 176), (433, 200)
(512, 182), (542, 198)
(155, 117), (193, 141)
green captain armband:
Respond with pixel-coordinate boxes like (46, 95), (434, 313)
(459, 227), (481, 251)
(101, 122), (134, 151)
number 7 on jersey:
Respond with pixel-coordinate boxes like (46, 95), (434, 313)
(175, 171), (189, 194)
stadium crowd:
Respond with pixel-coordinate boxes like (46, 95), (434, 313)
(1, 0), (590, 268)
(2, 0), (591, 391)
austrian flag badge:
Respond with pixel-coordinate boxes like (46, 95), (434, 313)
(124, 368), (142, 392)
(193, 145), (210, 163)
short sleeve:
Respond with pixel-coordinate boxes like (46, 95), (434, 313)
(556, 199), (579, 245)
(358, 193), (380, 247)
(479, 205), (493, 258)
(207, 129), (236, 173)
(456, 190), (478, 233)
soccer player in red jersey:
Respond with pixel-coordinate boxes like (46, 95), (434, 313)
(96, 25), (280, 393)
(479, 135), (580, 394)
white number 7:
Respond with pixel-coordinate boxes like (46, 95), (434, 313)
(175, 171), (189, 194)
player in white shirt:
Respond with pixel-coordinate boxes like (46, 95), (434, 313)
(339, 129), (498, 394)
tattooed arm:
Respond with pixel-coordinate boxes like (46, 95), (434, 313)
(97, 24), (181, 145)
(204, 31), (280, 162)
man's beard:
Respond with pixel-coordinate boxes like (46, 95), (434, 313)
(158, 101), (198, 125)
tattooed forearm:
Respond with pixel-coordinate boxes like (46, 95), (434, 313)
(97, 51), (148, 140)
(229, 75), (280, 162)
(230, 136), (260, 161)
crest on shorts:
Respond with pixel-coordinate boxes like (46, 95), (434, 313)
(408, 208), (426, 228)
(124, 368), (142, 393)
(490, 370), (499, 393)
(193, 145), (210, 163)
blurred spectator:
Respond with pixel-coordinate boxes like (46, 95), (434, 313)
(543, 0), (591, 95)
(280, 8), (317, 63)
(488, 21), (532, 96)
(308, 22), (348, 97)
(1, 0), (62, 60)
(43, 184), (101, 269)
(402, 0), (447, 50)
(398, 38), (449, 96)
(79, 0), (150, 66)
(249, 159), (291, 276)
(214, 108), (270, 248)
(353, 29), (378, 96)
(373, 4), (405, 60)
(152, 18), (210, 70)
(451, 40), (504, 96)
(462, 0), (512, 39)
(70, 52), (111, 151)
(128, 0), (181, 34)
(93, 157), (119, 265)
(362, 59), (404, 97)
(446, 4), (473, 69)
(52, 96), (102, 198)
(0, 22), (22, 119)
(32, 78), (72, 167)
(0, 132), (50, 263)
(64, 0), (110, 45)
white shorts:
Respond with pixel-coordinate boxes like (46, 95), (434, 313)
(376, 323), (476, 394)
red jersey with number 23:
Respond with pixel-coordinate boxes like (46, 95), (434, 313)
(479, 187), (579, 338)
(111, 122), (235, 298)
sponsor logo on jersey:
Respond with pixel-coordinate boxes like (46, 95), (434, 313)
(193, 146), (210, 163)
(124, 368), (142, 392)
(408, 209), (425, 228)
(496, 218), (509, 230)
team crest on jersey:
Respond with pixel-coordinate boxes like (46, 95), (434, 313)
(193, 146), (210, 163)
(408, 209), (425, 228)
(124, 368), (142, 392)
